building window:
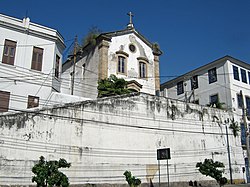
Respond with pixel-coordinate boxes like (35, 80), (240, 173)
(241, 123), (246, 146)
(27, 95), (39, 108)
(177, 81), (184, 95)
(241, 69), (247, 84)
(208, 68), (217, 84)
(246, 96), (250, 117)
(139, 61), (147, 78)
(82, 64), (86, 76)
(2, 39), (16, 65)
(31, 47), (43, 71)
(237, 93), (243, 108)
(118, 56), (126, 74)
(129, 44), (136, 53)
(248, 72), (250, 85)
(233, 65), (240, 81)
(193, 99), (199, 104)
(0, 91), (10, 112)
(55, 55), (60, 78)
(210, 94), (219, 105)
(191, 75), (198, 89)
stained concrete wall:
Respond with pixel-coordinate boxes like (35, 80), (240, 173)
(0, 93), (245, 186)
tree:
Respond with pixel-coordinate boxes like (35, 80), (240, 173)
(196, 159), (227, 186)
(123, 170), (141, 187)
(82, 26), (102, 47)
(97, 74), (132, 98)
(229, 118), (240, 137)
(32, 156), (71, 187)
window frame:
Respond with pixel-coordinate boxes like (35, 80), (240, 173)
(191, 75), (198, 90)
(0, 91), (10, 112)
(31, 46), (43, 71)
(210, 94), (219, 105)
(27, 95), (39, 109)
(241, 68), (247, 84)
(208, 67), (217, 84)
(118, 56), (126, 74)
(237, 93), (243, 108)
(2, 39), (17, 66)
(116, 51), (128, 76)
(129, 43), (136, 53)
(193, 99), (199, 105)
(138, 61), (147, 79)
(233, 65), (240, 81)
(248, 71), (250, 85)
(177, 81), (184, 95)
(82, 63), (86, 77)
(245, 96), (250, 117)
(55, 55), (60, 78)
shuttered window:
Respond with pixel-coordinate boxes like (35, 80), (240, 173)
(27, 95), (39, 108)
(31, 47), (43, 71)
(208, 68), (217, 84)
(191, 75), (198, 89)
(2, 39), (16, 65)
(55, 55), (60, 78)
(0, 91), (10, 112)
(177, 81), (184, 95)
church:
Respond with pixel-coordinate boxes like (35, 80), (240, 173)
(61, 13), (162, 99)
(0, 13), (246, 187)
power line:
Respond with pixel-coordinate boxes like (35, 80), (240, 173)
(0, 87), (242, 131)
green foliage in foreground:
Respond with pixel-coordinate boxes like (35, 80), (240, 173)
(32, 156), (71, 187)
(124, 170), (141, 187)
(98, 74), (132, 98)
(196, 159), (227, 186)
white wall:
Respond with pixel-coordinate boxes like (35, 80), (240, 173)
(0, 93), (245, 186)
(226, 60), (250, 116)
(0, 14), (65, 111)
(61, 47), (99, 99)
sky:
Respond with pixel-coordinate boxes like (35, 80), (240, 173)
(1, 0), (250, 83)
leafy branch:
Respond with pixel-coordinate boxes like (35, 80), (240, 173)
(32, 156), (71, 187)
(123, 170), (141, 187)
(98, 74), (132, 98)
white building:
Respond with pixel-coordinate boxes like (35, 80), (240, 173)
(0, 13), (66, 112)
(161, 56), (250, 119)
(61, 19), (162, 99)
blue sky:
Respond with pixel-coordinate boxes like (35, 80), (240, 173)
(1, 0), (250, 83)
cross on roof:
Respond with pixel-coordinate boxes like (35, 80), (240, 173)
(127, 11), (134, 25)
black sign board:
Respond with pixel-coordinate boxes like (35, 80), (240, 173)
(157, 148), (171, 160)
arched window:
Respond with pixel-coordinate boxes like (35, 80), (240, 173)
(116, 51), (128, 75)
(118, 56), (125, 74)
(139, 61), (147, 78)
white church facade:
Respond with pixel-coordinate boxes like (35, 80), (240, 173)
(61, 15), (162, 99)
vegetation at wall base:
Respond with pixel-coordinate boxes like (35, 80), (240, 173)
(196, 159), (227, 187)
(32, 156), (71, 187)
(124, 170), (141, 187)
